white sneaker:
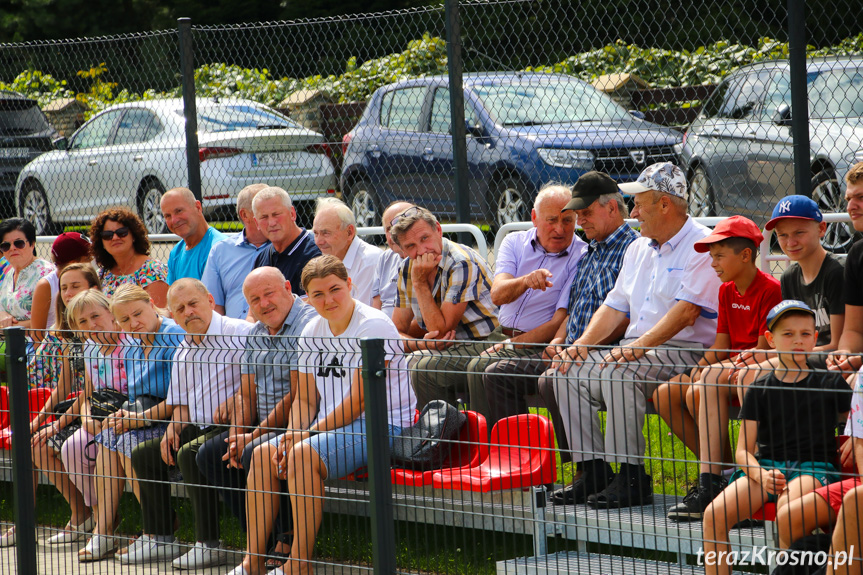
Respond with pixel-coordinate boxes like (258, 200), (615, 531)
(172, 541), (231, 569)
(47, 515), (96, 545)
(117, 535), (182, 564)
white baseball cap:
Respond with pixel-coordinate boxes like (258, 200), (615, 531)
(618, 162), (688, 201)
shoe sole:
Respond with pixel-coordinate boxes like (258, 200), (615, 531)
(588, 495), (654, 509)
(79, 549), (116, 563)
(666, 511), (704, 522)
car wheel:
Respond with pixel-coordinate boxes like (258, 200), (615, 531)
(137, 179), (167, 234)
(494, 177), (529, 228)
(812, 169), (856, 254)
(688, 166), (715, 218)
(19, 181), (60, 235)
(346, 179), (380, 228)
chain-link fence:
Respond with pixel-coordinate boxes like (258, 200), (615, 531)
(1, 0), (862, 247)
(3, 327), (861, 575)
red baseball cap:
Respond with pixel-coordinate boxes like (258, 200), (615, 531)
(693, 216), (764, 253)
(51, 232), (92, 266)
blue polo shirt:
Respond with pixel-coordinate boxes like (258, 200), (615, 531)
(124, 318), (186, 401)
(167, 226), (226, 284)
(201, 229), (270, 319)
(252, 229), (321, 296)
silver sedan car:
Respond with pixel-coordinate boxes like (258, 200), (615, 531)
(16, 97), (337, 234)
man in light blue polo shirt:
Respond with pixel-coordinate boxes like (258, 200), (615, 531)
(464, 184), (586, 421)
(201, 184), (271, 318)
(161, 187), (226, 283)
(195, 266), (317, 540)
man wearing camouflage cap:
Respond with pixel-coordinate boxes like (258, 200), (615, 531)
(548, 162), (722, 509)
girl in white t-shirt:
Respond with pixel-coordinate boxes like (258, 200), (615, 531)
(228, 255), (414, 575)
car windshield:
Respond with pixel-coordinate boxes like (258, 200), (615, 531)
(808, 67), (863, 119)
(185, 104), (302, 133)
(0, 101), (50, 136)
(473, 80), (630, 125)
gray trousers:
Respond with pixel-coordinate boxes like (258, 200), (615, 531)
(548, 341), (702, 465)
(410, 329), (507, 411)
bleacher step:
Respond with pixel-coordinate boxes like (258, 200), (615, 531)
(497, 552), (701, 575)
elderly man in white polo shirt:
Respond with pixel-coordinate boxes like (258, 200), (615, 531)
(549, 162), (722, 509)
(313, 197), (381, 305)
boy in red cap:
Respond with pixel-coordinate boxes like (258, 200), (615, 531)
(654, 215), (782, 521)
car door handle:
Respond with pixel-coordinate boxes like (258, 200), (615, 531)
(133, 155), (143, 162)
(423, 147), (434, 160)
(367, 144), (381, 158)
(88, 159), (98, 166)
(746, 132), (757, 139)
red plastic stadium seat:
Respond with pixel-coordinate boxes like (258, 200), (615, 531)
(0, 387), (9, 430)
(751, 436), (855, 522)
(392, 410), (489, 487)
(431, 414), (556, 492)
(0, 387), (53, 450)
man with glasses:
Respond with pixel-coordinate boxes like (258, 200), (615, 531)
(389, 206), (499, 411)
(548, 162), (721, 509)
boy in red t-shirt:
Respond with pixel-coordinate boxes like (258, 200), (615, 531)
(654, 215), (782, 521)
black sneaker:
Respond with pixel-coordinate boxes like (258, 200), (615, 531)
(587, 466), (653, 509)
(551, 462), (614, 506)
(667, 485), (715, 521)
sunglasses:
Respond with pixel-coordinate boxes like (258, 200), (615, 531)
(0, 239), (27, 253)
(100, 227), (131, 240)
(390, 206), (423, 228)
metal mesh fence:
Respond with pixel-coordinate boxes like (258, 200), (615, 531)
(0, 0), (861, 248)
(2, 328), (862, 575)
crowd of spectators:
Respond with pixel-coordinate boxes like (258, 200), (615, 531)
(0, 161), (862, 575)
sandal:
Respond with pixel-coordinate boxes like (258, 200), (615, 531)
(47, 515), (96, 545)
(265, 551), (291, 569)
(78, 534), (117, 562)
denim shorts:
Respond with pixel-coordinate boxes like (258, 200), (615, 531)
(730, 459), (840, 502)
(270, 418), (403, 480)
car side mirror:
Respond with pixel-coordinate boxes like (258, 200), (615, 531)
(773, 104), (792, 127)
(53, 136), (68, 151)
(465, 120), (484, 138)
(629, 110), (646, 120)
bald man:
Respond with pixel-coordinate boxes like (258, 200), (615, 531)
(196, 267), (317, 539)
(161, 187), (226, 284)
(372, 201), (413, 317)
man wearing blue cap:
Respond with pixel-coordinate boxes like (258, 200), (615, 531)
(767, 195), (845, 350)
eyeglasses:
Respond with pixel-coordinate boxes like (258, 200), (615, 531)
(0, 239), (27, 253)
(100, 227), (131, 240)
(390, 206), (423, 228)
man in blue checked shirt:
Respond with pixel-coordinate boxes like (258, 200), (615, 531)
(201, 183), (271, 319)
(481, 172), (636, 461)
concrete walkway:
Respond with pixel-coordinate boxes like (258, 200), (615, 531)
(0, 527), (371, 575)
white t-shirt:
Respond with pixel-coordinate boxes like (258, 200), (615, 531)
(45, 270), (59, 329)
(167, 312), (255, 428)
(297, 301), (415, 428)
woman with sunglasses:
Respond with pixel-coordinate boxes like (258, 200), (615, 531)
(89, 208), (168, 308)
(0, 218), (55, 330)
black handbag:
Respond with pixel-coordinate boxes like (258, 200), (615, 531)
(89, 387), (128, 421)
(391, 400), (467, 471)
(120, 394), (162, 428)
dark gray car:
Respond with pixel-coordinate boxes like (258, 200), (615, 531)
(0, 91), (58, 217)
(677, 57), (863, 252)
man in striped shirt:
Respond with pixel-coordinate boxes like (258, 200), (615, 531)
(390, 206), (499, 411)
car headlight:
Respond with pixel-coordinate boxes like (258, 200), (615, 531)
(537, 148), (595, 169)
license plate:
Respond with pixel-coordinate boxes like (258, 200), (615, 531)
(250, 152), (298, 167)
(0, 148), (29, 158)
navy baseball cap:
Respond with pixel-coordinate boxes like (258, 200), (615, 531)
(765, 195), (823, 230)
(766, 300), (816, 331)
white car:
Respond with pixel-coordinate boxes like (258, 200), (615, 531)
(16, 97), (337, 234)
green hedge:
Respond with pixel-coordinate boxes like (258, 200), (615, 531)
(3, 32), (862, 117)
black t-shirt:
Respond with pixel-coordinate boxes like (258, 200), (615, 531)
(252, 228), (322, 296)
(845, 240), (863, 307)
(740, 358), (851, 463)
(781, 255), (845, 347)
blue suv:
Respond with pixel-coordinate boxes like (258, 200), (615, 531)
(340, 72), (681, 227)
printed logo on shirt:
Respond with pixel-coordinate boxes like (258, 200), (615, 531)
(317, 354), (346, 378)
(732, 303), (751, 311)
